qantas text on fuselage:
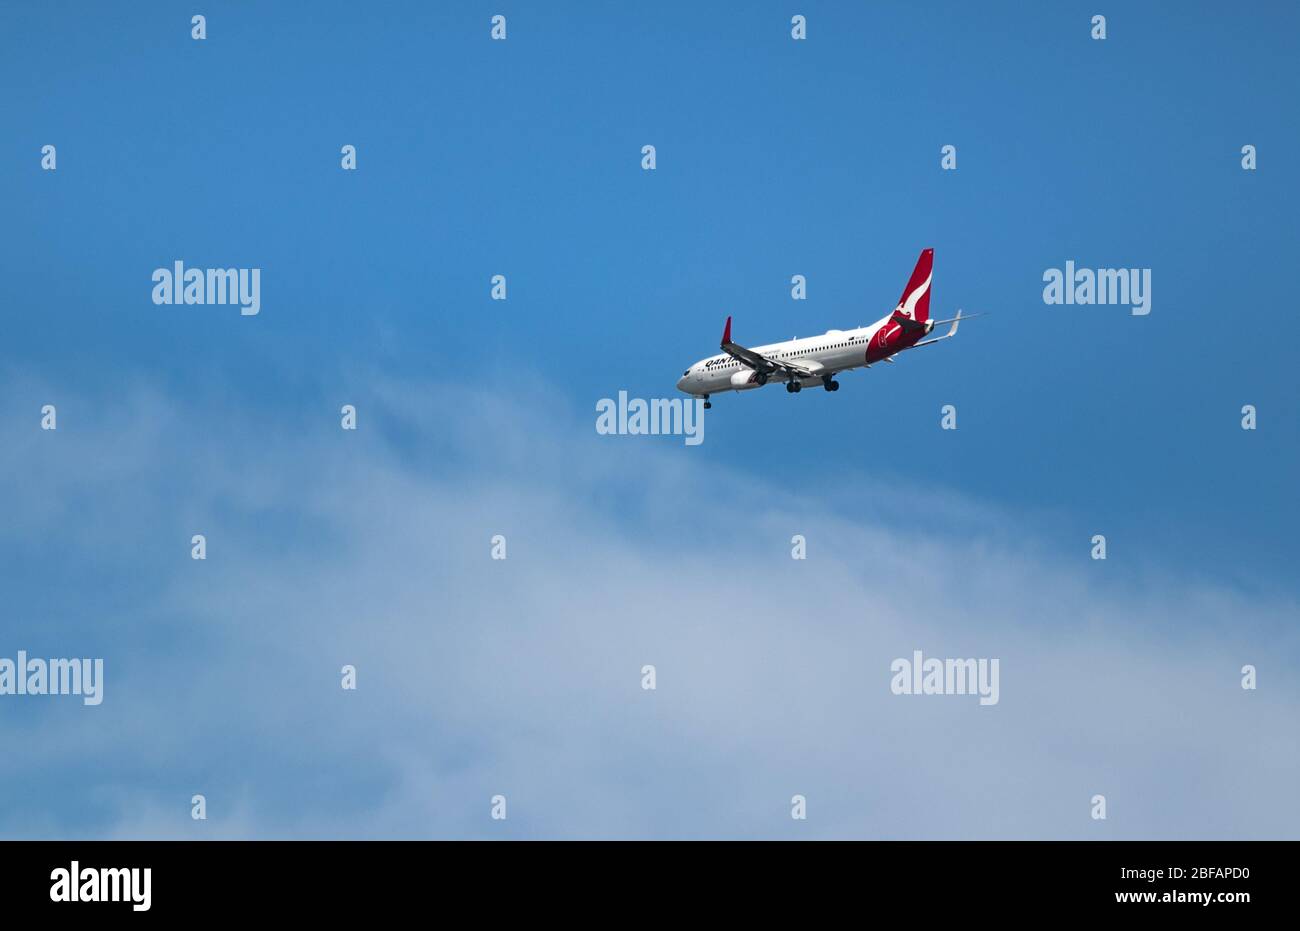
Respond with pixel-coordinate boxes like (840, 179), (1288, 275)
(676, 249), (971, 408)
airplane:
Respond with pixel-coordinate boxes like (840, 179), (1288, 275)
(676, 248), (971, 409)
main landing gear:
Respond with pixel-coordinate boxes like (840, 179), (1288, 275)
(788, 378), (839, 394)
(702, 396), (712, 409)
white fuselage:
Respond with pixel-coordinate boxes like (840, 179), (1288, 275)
(676, 319), (897, 397)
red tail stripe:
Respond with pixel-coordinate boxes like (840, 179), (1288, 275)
(897, 248), (933, 323)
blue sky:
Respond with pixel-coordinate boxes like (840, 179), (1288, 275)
(1, 2), (1297, 838)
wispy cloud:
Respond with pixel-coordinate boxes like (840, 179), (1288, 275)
(1, 372), (1296, 839)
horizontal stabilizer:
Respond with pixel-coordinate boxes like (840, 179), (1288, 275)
(911, 309), (971, 348)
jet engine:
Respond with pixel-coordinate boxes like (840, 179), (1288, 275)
(730, 368), (765, 390)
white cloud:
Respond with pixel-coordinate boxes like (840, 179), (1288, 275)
(1, 373), (1297, 839)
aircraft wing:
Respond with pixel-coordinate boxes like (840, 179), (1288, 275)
(720, 316), (821, 377)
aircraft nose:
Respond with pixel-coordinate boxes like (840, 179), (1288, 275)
(675, 375), (688, 392)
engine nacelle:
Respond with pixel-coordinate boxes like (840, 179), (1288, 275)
(730, 368), (764, 390)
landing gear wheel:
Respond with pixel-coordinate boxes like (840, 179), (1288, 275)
(703, 397), (712, 410)
(755, 372), (769, 386)
(823, 377), (840, 392)
(787, 380), (802, 393)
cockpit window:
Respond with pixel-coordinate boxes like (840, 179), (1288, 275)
(683, 370), (691, 377)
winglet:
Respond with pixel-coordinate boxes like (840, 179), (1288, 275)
(721, 315), (732, 346)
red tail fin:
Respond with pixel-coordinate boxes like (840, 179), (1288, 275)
(895, 248), (933, 324)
